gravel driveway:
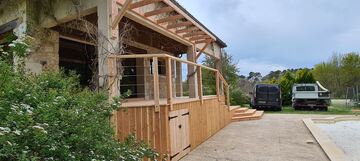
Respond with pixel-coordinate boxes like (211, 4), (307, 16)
(181, 114), (330, 161)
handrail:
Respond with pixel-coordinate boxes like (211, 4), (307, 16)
(108, 53), (231, 109)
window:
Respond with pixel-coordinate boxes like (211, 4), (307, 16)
(296, 86), (315, 91)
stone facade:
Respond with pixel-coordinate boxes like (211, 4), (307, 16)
(25, 30), (59, 74)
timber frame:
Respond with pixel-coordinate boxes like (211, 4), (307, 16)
(0, 0), (231, 160)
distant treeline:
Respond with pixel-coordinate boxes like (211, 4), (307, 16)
(261, 52), (360, 99)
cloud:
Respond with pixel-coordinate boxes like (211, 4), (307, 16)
(178, 0), (360, 76)
(237, 58), (287, 76)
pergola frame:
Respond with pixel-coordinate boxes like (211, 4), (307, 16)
(113, 0), (218, 48)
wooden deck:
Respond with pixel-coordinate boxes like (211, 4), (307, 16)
(115, 95), (236, 160)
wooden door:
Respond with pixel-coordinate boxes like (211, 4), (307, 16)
(169, 109), (190, 161)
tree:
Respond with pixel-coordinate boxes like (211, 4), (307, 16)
(294, 68), (316, 83)
(279, 71), (295, 105)
(202, 50), (248, 105)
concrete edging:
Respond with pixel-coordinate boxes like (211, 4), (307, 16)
(303, 118), (349, 161)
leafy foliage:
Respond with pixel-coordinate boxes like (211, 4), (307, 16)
(202, 50), (249, 105)
(279, 71), (295, 105)
(0, 61), (157, 161)
(294, 68), (316, 84)
(313, 53), (360, 98)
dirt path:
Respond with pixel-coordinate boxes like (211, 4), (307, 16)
(181, 114), (330, 161)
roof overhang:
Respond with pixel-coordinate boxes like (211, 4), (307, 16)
(114, 0), (227, 48)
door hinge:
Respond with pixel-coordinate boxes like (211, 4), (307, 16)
(182, 112), (190, 116)
(168, 116), (178, 120)
(183, 144), (191, 151)
(170, 152), (180, 160)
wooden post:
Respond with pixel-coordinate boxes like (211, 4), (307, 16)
(153, 57), (160, 112)
(197, 66), (203, 104)
(166, 57), (173, 110)
(175, 61), (183, 97)
(227, 85), (230, 107)
(216, 71), (220, 101)
(107, 57), (118, 136)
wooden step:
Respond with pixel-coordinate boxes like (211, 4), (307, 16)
(233, 109), (256, 117)
(229, 105), (241, 111)
(232, 111), (264, 122)
(234, 107), (248, 113)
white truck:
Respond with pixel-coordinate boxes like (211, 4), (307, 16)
(292, 81), (331, 111)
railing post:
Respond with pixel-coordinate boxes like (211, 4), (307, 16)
(216, 71), (220, 101)
(227, 85), (230, 106)
(107, 56), (118, 137)
(197, 66), (203, 104)
(166, 57), (173, 110)
(153, 57), (160, 112)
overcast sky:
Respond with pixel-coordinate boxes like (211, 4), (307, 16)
(178, 0), (360, 76)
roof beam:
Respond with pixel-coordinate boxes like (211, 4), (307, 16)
(112, 0), (133, 29)
(196, 40), (212, 60)
(129, 0), (162, 9)
(189, 35), (211, 41)
(167, 21), (192, 29)
(175, 26), (199, 34)
(195, 39), (213, 44)
(183, 31), (205, 38)
(157, 14), (184, 24)
(144, 6), (174, 17)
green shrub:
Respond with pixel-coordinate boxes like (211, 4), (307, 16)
(230, 87), (250, 106)
(0, 61), (157, 161)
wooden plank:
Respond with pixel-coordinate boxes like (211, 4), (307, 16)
(167, 21), (193, 29)
(189, 35), (211, 41)
(136, 108), (143, 139)
(196, 41), (211, 60)
(175, 26), (199, 34)
(216, 71), (220, 100)
(183, 31), (205, 38)
(166, 58), (173, 110)
(153, 57), (160, 112)
(157, 14), (184, 24)
(197, 66), (203, 104)
(112, 0), (133, 29)
(194, 38), (213, 44)
(144, 6), (174, 17)
(129, 0), (162, 9)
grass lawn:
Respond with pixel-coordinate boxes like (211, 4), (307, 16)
(260, 99), (360, 115)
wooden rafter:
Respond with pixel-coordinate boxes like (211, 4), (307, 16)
(189, 35), (211, 41)
(157, 14), (184, 24)
(144, 6), (174, 17)
(195, 39), (213, 44)
(183, 31), (205, 38)
(175, 26), (199, 34)
(112, 0), (133, 29)
(129, 0), (162, 9)
(167, 21), (192, 29)
(196, 39), (212, 60)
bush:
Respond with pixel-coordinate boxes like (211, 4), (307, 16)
(230, 87), (250, 106)
(0, 61), (157, 161)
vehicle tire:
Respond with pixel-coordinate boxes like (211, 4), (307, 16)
(274, 107), (282, 111)
(321, 106), (328, 111)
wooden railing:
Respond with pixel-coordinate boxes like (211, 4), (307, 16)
(107, 54), (230, 112)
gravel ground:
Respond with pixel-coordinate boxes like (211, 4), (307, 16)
(317, 121), (360, 161)
(181, 114), (330, 161)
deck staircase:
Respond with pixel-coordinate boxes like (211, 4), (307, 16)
(230, 106), (264, 122)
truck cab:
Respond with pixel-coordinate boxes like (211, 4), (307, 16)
(292, 81), (330, 111)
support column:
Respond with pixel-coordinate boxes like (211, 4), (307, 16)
(97, 0), (119, 88)
(98, 0), (120, 136)
(175, 61), (183, 97)
(187, 45), (198, 98)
